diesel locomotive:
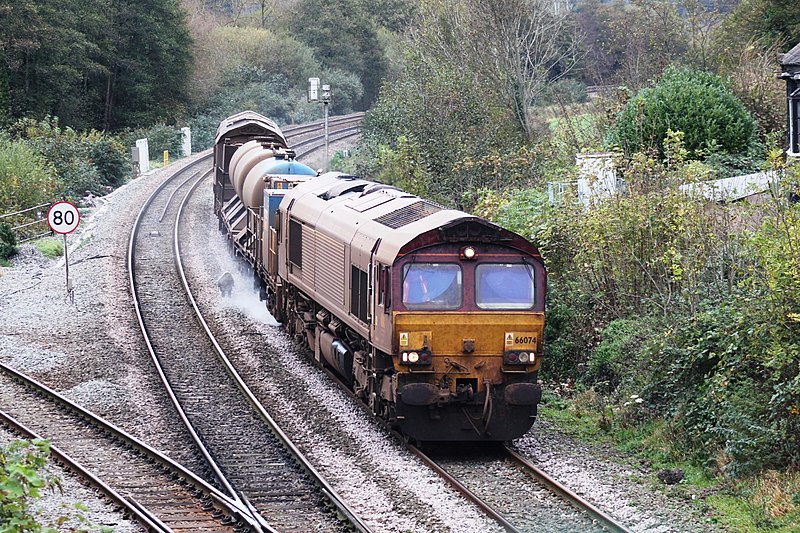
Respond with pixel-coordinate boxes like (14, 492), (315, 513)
(214, 111), (546, 442)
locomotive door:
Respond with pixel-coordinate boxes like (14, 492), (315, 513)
(349, 232), (380, 340)
(367, 238), (381, 343)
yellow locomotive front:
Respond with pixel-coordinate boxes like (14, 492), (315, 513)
(385, 220), (546, 441)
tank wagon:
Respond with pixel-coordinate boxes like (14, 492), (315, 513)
(214, 112), (546, 442)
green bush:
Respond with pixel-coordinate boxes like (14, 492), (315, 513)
(608, 66), (758, 158)
(586, 318), (653, 394)
(0, 133), (58, 213)
(645, 300), (800, 476)
(0, 223), (17, 261)
(10, 117), (130, 199)
(0, 439), (59, 531)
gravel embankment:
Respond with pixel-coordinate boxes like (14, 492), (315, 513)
(0, 154), (722, 532)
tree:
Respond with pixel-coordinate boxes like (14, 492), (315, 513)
(412, 0), (582, 142)
(681, 0), (731, 71)
(608, 66), (758, 157)
(714, 0), (800, 52)
(99, 0), (193, 129)
(0, 133), (58, 213)
(0, 0), (109, 129)
(0, 0), (193, 130)
(290, 0), (387, 109)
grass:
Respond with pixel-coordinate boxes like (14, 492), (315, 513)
(539, 389), (800, 531)
(34, 237), (64, 258)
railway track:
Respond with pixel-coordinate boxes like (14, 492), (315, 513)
(127, 120), (369, 531)
(282, 112), (364, 140)
(312, 356), (632, 533)
(410, 442), (633, 533)
(0, 116), (364, 531)
(0, 362), (252, 532)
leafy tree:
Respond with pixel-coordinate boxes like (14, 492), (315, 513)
(411, 0), (581, 142)
(361, 47), (530, 208)
(199, 25), (320, 99)
(99, 0), (193, 129)
(608, 66), (758, 157)
(714, 0), (800, 53)
(0, 0), (192, 131)
(0, 0), (110, 130)
(290, 0), (387, 109)
(574, 0), (689, 90)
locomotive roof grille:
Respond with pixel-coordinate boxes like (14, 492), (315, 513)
(374, 200), (442, 229)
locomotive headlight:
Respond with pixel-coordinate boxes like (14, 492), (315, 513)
(518, 352), (530, 363)
(461, 246), (476, 260)
(408, 351), (420, 363)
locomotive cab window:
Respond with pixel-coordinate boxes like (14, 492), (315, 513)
(476, 263), (535, 309)
(402, 263), (462, 310)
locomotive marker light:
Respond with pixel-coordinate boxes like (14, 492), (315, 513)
(47, 201), (81, 303)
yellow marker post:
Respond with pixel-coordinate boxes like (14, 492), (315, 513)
(163, 150), (169, 167)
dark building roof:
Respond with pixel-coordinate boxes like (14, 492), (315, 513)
(780, 42), (800, 69)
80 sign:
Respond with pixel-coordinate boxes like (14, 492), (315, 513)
(47, 201), (81, 234)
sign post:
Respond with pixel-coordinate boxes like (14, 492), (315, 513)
(47, 201), (81, 303)
(321, 84), (331, 166)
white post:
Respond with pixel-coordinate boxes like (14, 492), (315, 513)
(136, 138), (150, 173)
(181, 127), (192, 157)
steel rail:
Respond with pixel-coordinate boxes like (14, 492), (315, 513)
(406, 442), (522, 533)
(127, 155), (268, 532)
(291, 125), (361, 149)
(305, 358), (521, 533)
(302, 352), (626, 533)
(0, 361), (247, 532)
(0, 404), (169, 533)
(504, 445), (633, 533)
(281, 112), (365, 137)
(174, 171), (373, 533)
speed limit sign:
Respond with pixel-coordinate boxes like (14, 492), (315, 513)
(47, 201), (81, 234)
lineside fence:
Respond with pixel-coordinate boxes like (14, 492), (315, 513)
(0, 203), (52, 243)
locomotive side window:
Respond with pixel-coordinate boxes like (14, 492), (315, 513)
(402, 263), (462, 310)
(289, 218), (302, 267)
(475, 263), (535, 309)
(351, 266), (369, 322)
(384, 266), (391, 310)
